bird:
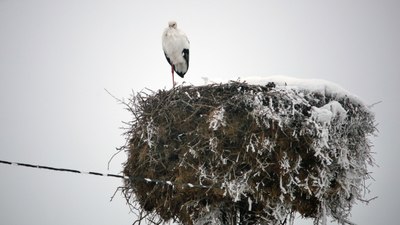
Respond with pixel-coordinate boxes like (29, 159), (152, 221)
(162, 21), (190, 87)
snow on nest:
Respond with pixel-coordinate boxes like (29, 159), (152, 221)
(244, 76), (357, 99)
(191, 75), (364, 106)
(311, 101), (348, 125)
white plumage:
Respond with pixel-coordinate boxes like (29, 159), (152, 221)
(162, 21), (190, 87)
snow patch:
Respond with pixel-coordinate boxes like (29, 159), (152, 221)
(243, 75), (361, 103)
(222, 173), (251, 202)
(208, 106), (226, 130)
(311, 101), (347, 125)
(194, 208), (222, 225)
(194, 75), (363, 105)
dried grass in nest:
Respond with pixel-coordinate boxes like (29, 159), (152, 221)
(123, 81), (375, 225)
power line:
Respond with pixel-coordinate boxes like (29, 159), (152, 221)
(0, 159), (212, 189)
(0, 159), (126, 178)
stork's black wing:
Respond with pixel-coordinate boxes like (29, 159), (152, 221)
(182, 48), (189, 68)
(164, 52), (173, 66)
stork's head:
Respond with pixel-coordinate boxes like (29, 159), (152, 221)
(168, 21), (177, 29)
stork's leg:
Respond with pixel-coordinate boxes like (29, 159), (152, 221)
(171, 65), (175, 87)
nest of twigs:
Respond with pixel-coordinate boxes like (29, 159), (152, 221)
(123, 81), (375, 225)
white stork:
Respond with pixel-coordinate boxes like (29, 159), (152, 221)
(162, 21), (190, 87)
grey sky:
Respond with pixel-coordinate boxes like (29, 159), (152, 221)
(0, 0), (399, 224)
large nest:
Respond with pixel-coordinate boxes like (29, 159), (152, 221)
(123, 80), (375, 225)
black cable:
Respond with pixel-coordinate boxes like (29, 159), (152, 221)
(0, 159), (212, 189)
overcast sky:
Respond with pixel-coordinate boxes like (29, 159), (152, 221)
(0, 0), (399, 224)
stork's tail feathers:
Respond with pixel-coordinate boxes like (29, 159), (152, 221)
(174, 48), (189, 78)
(175, 70), (186, 78)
